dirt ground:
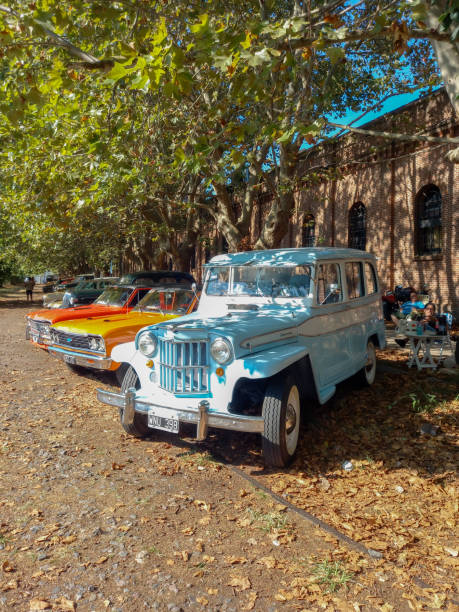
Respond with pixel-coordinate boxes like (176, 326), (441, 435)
(0, 286), (457, 611)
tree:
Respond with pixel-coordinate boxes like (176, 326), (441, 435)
(0, 0), (456, 255)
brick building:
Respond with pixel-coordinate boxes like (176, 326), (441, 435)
(285, 88), (458, 315)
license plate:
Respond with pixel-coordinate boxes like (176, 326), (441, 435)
(31, 334), (39, 343)
(64, 354), (77, 365)
(148, 406), (179, 433)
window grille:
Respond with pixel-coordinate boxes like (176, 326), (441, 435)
(348, 202), (366, 251)
(415, 185), (442, 255)
(302, 214), (315, 247)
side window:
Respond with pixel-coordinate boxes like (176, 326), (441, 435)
(345, 262), (364, 299)
(316, 264), (342, 305)
(364, 262), (378, 295)
(130, 289), (150, 305)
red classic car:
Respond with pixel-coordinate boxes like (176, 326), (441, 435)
(26, 285), (153, 349)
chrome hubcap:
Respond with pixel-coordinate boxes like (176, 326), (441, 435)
(285, 385), (300, 456)
(285, 403), (297, 435)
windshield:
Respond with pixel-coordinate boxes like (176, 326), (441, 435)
(72, 280), (92, 290)
(134, 289), (194, 314)
(95, 287), (132, 307)
(204, 265), (313, 298)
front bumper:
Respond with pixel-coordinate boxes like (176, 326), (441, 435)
(49, 346), (112, 370)
(97, 388), (264, 440)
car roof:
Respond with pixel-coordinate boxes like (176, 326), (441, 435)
(205, 247), (376, 267)
(120, 271), (195, 280)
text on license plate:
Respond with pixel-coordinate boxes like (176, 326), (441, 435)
(148, 407), (179, 433)
(64, 354), (76, 364)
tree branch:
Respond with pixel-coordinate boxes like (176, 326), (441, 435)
(327, 122), (459, 144)
(279, 25), (451, 51)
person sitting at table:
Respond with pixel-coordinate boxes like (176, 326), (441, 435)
(395, 301), (437, 347)
(419, 302), (437, 333)
(391, 290), (426, 324)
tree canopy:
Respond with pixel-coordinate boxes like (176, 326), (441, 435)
(0, 0), (456, 273)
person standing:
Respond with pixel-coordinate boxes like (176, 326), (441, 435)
(24, 277), (35, 303)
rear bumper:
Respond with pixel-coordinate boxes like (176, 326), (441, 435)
(97, 388), (265, 439)
(49, 346), (113, 370)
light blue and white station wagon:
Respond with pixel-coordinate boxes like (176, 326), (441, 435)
(97, 248), (386, 466)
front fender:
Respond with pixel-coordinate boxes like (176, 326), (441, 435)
(241, 343), (309, 379)
(111, 341), (137, 364)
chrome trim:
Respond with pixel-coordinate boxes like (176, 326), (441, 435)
(96, 389), (264, 436)
(48, 347), (112, 370)
(122, 388), (136, 425)
(197, 400), (209, 441)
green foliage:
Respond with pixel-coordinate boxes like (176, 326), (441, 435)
(0, 0), (448, 259)
(313, 560), (353, 592)
(388, 390), (440, 413)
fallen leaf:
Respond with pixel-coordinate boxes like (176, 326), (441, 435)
(1, 560), (15, 573)
(54, 597), (75, 611)
(61, 535), (77, 544)
(257, 556), (277, 569)
(94, 556), (108, 565)
(1, 579), (18, 591)
(193, 500), (211, 512)
(111, 462), (125, 470)
(29, 599), (51, 610)
(196, 596), (208, 606)
(207, 588), (218, 595)
(117, 525), (130, 533)
(182, 527), (195, 536)
(243, 591), (258, 610)
(225, 556), (248, 565)
(228, 575), (251, 591)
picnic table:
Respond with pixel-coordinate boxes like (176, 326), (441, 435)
(405, 331), (442, 371)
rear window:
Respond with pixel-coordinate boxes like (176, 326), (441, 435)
(365, 262), (378, 294)
(345, 262), (365, 299)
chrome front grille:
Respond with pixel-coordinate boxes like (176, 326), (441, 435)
(51, 329), (90, 350)
(159, 339), (209, 394)
(28, 319), (51, 341)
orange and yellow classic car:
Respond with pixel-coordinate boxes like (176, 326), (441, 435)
(47, 287), (198, 381)
(26, 285), (153, 349)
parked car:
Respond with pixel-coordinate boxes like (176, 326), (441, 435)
(26, 284), (154, 349)
(47, 287), (199, 381)
(42, 281), (81, 308)
(97, 248), (385, 467)
(61, 277), (119, 308)
(118, 271), (195, 287)
(42, 274), (60, 293)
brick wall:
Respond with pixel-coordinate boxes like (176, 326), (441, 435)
(294, 89), (459, 316)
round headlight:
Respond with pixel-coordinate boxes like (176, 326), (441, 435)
(138, 331), (158, 357)
(210, 337), (233, 364)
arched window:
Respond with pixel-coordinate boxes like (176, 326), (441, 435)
(348, 202), (366, 251)
(415, 184), (442, 255)
(302, 214), (315, 247)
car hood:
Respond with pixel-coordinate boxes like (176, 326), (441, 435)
(150, 303), (311, 353)
(51, 311), (181, 337)
(28, 304), (130, 325)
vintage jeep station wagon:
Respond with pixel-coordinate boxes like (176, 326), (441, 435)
(98, 248), (386, 466)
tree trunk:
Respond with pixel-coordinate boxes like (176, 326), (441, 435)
(426, 3), (459, 163)
(254, 145), (297, 249)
